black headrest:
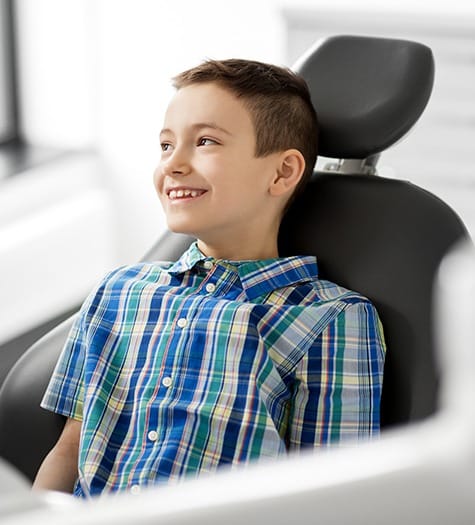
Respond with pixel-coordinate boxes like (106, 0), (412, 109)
(294, 35), (435, 159)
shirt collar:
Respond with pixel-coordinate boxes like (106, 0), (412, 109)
(236, 256), (318, 300)
(167, 241), (207, 274)
(167, 241), (319, 300)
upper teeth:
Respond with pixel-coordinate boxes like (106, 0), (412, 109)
(169, 189), (202, 199)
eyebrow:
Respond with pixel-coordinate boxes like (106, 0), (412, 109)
(160, 122), (233, 137)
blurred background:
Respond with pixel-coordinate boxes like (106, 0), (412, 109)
(0, 0), (474, 380)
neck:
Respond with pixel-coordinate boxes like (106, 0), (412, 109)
(194, 211), (283, 261)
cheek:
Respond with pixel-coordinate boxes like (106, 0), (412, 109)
(152, 167), (163, 193)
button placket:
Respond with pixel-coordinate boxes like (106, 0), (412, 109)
(130, 484), (141, 495)
(147, 430), (158, 442)
(201, 263), (225, 295)
(162, 302), (192, 400)
(177, 317), (187, 328)
(205, 282), (216, 293)
(162, 376), (172, 388)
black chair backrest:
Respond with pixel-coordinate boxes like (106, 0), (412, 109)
(279, 174), (468, 427)
(0, 36), (469, 482)
(295, 34), (435, 159)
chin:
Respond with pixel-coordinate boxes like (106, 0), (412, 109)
(166, 220), (199, 237)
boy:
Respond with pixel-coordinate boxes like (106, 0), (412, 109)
(33, 59), (386, 497)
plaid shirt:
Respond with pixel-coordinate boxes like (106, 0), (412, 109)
(42, 242), (386, 498)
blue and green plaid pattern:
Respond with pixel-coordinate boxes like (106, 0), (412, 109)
(42, 242), (386, 497)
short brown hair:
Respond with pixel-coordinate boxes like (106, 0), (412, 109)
(172, 59), (318, 204)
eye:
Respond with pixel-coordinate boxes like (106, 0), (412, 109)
(160, 142), (172, 152)
(197, 137), (218, 146)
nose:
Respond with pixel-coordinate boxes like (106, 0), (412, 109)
(161, 145), (191, 176)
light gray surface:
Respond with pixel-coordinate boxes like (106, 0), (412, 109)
(0, 459), (43, 517)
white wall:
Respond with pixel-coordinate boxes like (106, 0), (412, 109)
(1, 0), (474, 342)
(0, 154), (115, 343)
(14, 0), (98, 149)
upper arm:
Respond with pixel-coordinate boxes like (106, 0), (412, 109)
(40, 311), (88, 420)
(287, 300), (386, 449)
(55, 417), (82, 456)
(40, 268), (122, 419)
(32, 417), (81, 492)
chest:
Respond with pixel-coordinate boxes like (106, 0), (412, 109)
(84, 281), (322, 391)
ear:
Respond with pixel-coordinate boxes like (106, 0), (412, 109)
(269, 149), (306, 198)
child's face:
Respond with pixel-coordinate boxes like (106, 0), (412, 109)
(154, 82), (282, 248)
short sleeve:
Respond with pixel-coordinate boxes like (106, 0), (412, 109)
(40, 270), (119, 421)
(287, 300), (386, 449)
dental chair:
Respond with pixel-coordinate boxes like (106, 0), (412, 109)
(0, 35), (469, 483)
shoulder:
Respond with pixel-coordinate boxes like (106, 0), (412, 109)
(296, 280), (386, 363)
(298, 277), (384, 335)
(99, 260), (174, 287)
(295, 276), (371, 309)
(80, 260), (175, 312)
(309, 281), (386, 351)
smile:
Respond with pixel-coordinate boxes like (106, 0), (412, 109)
(167, 188), (207, 200)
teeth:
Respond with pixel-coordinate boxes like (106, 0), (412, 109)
(168, 189), (203, 200)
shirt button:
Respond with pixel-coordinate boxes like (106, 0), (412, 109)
(162, 376), (172, 388)
(204, 260), (213, 270)
(130, 484), (141, 495)
(147, 430), (158, 442)
(205, 283), (216, 293)
(177, 318), (187, 328)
